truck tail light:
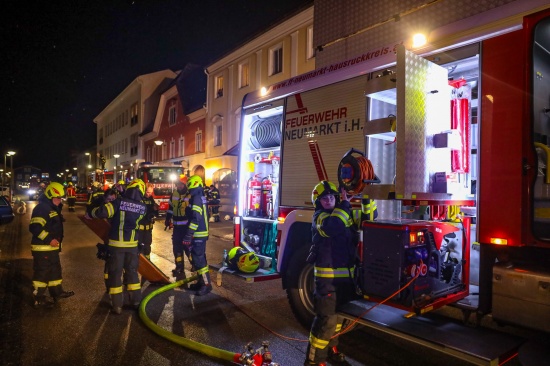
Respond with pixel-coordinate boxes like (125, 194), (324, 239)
(490, 237), (508, 245)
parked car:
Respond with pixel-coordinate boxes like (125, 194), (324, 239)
(75, 186), (89, 202)
(0, 195), (14, 225)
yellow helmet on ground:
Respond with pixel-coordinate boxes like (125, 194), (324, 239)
(311, 180), (339, 207)
(45, 182), (65, 199)
(226, 246), (246, 269)
(126, 178), (145, 196)
(237, 252), (260, 273)
(187, 175), (203, 189)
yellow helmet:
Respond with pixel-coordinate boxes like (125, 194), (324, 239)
(311, 181), (339, 207)
(45, 182), (65, 199)
(187, 175), (203, 189)
(126, 178), (145, 196)
(68, 182), (73, 186)
(117, 180), (125, 185)
(92, 181), (101, 188)
(237, 252), (260, 273)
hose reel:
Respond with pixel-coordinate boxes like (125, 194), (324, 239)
(337, 148), (379, 195)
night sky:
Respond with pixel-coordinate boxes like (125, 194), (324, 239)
(1, 0), (313, 175)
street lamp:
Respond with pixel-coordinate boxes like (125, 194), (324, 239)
(85, 152), (92, 186)
(154, 140), (163, 162)
(113, 154), (120, 182)
(7, 151), (15, 196)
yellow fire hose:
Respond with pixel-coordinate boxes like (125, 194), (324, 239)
(138, 275), (241, 364)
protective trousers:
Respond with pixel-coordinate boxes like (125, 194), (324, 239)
(172, 225), (190, 271)
(190, 238), (211, 286)
(32, 250), (64, 298)
(138, 228), (153, 259)
(107, 246), (141, 308)
(306, 282), (354, 363)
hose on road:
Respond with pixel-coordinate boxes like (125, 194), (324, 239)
(138, 275), (241, 364)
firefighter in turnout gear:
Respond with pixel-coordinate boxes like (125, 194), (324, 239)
(86, 178), (146, 314)
(208, 184), (221, 222)
(167, 174), (191, 275)
(138, 183), (159, 260)
(29, 182), (74, 308)
(183, 175), (212, 296)
(87, 181), (104, 208)
(66, 182), (76, 212)
(304, 181), (377, 366)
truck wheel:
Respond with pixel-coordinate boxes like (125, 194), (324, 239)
(286, 245), (315, 329)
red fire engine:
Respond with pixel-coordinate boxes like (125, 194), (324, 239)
(223, 4), (550, 364)
(135, 162), (183, 215)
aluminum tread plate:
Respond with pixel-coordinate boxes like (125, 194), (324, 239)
(339, 300), (524, 364)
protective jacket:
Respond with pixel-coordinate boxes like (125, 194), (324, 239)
(90, 187), (146, 247)
(30, 194), (64, 248)
(185, 186), (209, 240)
(140, 195), (157, 228)
(311, 200), (356, 288)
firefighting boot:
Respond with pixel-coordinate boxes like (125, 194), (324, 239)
(54, 290), (75, 302)
(195, 271), (212, 296)
(328, 346), (347, 364)
(33, 296), (54, 309)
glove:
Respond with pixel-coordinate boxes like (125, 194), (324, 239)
(96, 243), (110, 261)
(182, 235), (193, 247)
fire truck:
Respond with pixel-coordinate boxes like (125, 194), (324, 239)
(135, 162), (183, 215)
(225, 4), (550, 365)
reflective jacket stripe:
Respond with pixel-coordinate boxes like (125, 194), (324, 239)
(31, 244), (58, 251)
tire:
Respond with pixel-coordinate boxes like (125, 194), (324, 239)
(285, 244), (315, 329)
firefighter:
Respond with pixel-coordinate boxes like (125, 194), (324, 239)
(208, 184), (221, 222)
(138, 183), (159, 260)
(304, 181), (377, 366)
(66, 182), (76, 212)
(114, 179), (126, 197)
(87, 181), (104, 208)
(86, 178), (146, 315)
(167, 174), (191, 275)
(29, 182), (74, 308)
(183, 175), (212, 296)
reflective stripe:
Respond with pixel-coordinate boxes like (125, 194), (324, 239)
(31, 244), (58, 251)
(189, 223), (198, 230)
(108, 240), (138, 248)
(192, 206), (203, 215)
(127, 283), (141, 291)
(139, 224), (153, 230)
(314, 266), (354, 278)
(48, 279), (62, 287)
(38, 230), (49, 240)
(194, 231), (208, 238)
(110, 286), (123, 295)
(173, 220), (188, 225)
(30, 217), (47, 226)
(175, 256), (183, 263)
(331, 207), (351, 226)
(309, 333), (329, 349)
(33, 280), (47, 288)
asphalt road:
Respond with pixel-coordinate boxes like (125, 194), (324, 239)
(1, 199), (542, 366)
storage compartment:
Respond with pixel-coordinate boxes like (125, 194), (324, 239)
(492, 262), (550, 332)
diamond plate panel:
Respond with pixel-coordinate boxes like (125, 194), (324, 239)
(315, 0), (517, 67)
(395, 45), (450, 199)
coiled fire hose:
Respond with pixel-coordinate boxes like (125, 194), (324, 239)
(337, 148), (377, 194)
(138, 275), (242, 364)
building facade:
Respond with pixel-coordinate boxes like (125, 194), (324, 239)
(93, 69), (177, 184)
(204, 5), (315, 191)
